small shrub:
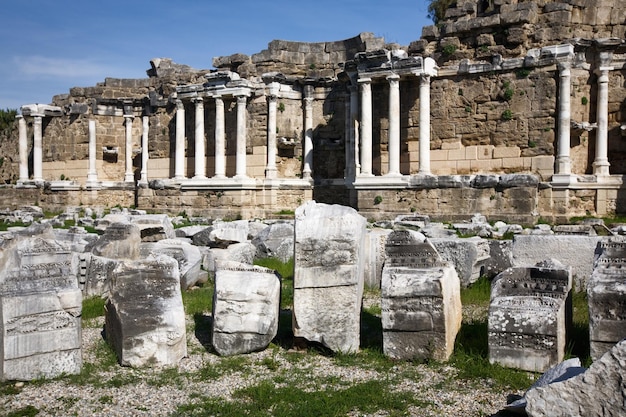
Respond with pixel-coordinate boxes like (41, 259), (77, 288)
(442, 44), (457, 55)
(516, 68), (531, 78)
(374, 195), (383, 205)
(501, 109), (514, 120)
(581, 96), (588, 105)
(277, 102), (285, 113)
(528, 140), (537, 148)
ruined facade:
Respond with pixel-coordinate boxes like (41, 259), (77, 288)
(3, 1), (626, 222)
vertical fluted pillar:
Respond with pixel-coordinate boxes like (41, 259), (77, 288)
(17, 115), (28, 181)
(344, 93), (352, 179)
(139, 115), (149, 185)
(193, 97), (206, 179)
(235, 94), (248, 178)
(419, 74), (431, 175)
(174, 99), (186, 180)
(124, 115), (135, 182)
(32, 114), (43, 182)
(387, 74), (401, 176)
(593, 68), (611, 176)
(87, 119), (98, 183)
(359, 77), (373, 176)
(303, 96), (314, 179)
(350, 84), (360, 177)
(214, 96), (226, 178)
(556, 64), (572, 175)
(266, 92), (278, 179)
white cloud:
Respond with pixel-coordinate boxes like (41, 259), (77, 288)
(12, 55), (131, 80)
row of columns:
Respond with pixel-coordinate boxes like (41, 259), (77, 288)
(356, 72), (432, 178)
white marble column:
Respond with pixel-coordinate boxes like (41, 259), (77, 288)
(418, 74), (431, 175)
(387, 73), (401, 176)
(344, 93), (352, 179)
(17, 115), (28, 181)
(174, 99), (186, 180)
(555, 63), (572, 175)
(303, 97), (314, 179)
(193, 97), (207, 179)
(593, 67), (611, 176)
(124, 115), (135, 182)
(359, 77), (373, 176)
(266, 93), (278, 179)
(214, 96), (226, 178)
(87, 119), (98, 183)
(350, 84), (360, 177)
(32, 114), (43, 182)
(235, 94), (248, 178)
(139, 115), (149, 185)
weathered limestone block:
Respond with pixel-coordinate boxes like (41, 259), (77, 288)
(363, 228), (392, 288)
(0, 225), (82, 381)
(431, 237), (490, 287)
(202, 242), (256, 277)
(78, 253), (119, 297)
(130, 214), (176, 242)
(105, 255), (187, 367)
(88, 222), (141, 260)
(381, 230), (462, 361)
(211, 261), (280, 356)
(512, 235), (600, 291)
(525, 338), (626, 417)
(141, 239), (203, 290)
(588, 238), (626, 361)
(192, 220), (249, 248)
(488, 261), (572, 372)
(251, 222), (294, 263)
(293, 201), (366, 353)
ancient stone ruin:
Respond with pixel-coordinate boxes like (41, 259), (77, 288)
(0, 1), (624, 225)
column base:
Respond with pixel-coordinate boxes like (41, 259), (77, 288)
(593, 160), (610, 176)
(265, 168), (278, 179)
(551, 174), (577, 187)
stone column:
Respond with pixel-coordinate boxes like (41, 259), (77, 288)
(124, 115), (135, 182)
(344, 93), (352, 179)
(419, 74), (431, 175)
(303, 96), (314, 179)
(32, 114), (43, 182)
(266, 92), (278, 179)
(235, 94), (248, 178)
(350, 84), (360, 177)
(555, 63), (572, 175)
(359, 77), (373, 176)
(193, 97), (207, 179)
(174, 99), (186, 180)
(87, 119), (98, 183)
(593, 67), (611, 176)
(17, 115), (28, 181)
(214, 96), (226, 178)
(387, 74), (401, 176)
(139, 115), (149, 185)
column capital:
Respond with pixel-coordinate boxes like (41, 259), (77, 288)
(386, 73), (400, 82)
(236, 95), (248, 104)
(358, 77), (372, 85)
(192, 96), (204, 104)
(175, 99), (184, 110)
(557, 61), (572, 73)
(267, 94), (278, 103)
(123, 114), (135, 120)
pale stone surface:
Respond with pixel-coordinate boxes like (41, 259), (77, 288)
(293, 201), (366, 353)
(588, 238), (626, 360)
(432, 236), (490, 287)
(0, 224), (82, 381)
(381, 229), (462, 361)
(192, 220), (249, 248)
(140, 239), (203, 290)
(78, 253), (119, 297)
(512, 235), (600, 291)
(88, 223), (141, 260)
(211, 261), (280, 356)
(202, 242), (256, 277)
(488, 261), (572, 372)
(130, 214), (176, 242)
(105, 255), (187, 367)
(525, 338), (626, 417)
(251, 222), (294, 263)
(363, 228), (392, 288)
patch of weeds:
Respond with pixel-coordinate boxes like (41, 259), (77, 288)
(461, 276), (491, 306)
(182, 284), (213, 317)
(65, 339), (119, 387)
(254, 257), (294, 281)
(0, 220), (28, 232)
(6, 405), (40, 417)
(448, 351), (533, 391)
(374, 195), (383, 205)
(147, 366), (187, 388)
(581, 96), (588, 105)
(275, 209), (295, 216)
(567, 291), (591, 366)
(516, 68), (531, 78)
(174, 379), (423, 417)
(194, 355), (250, 381)
(528, 140), (537, 148)
(0, 382), (21, 396)
(82, 296), (106, 322)
(501, 109), (514, 120)
(442, 44), (457, 55)
(98, 395), (113, 404)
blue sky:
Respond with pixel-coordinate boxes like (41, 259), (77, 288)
(0, 1), (433, 110)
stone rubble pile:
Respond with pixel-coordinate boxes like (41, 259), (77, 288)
(0, 205), (624, 397)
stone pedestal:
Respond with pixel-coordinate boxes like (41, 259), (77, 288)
(381, 229), (462, 361)
(488, 261), (572, 372)
(212, 261), (280, 356)
(293, 201), (366, 353)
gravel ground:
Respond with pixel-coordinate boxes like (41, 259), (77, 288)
(0, 306), (525, 417)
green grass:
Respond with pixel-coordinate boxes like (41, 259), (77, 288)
(461, 276), (491, 305)
(182, 285), (214, 317)
(82, 296), (106, 322)
(6, 405), (40, 417)
(173, 379), (429, 417)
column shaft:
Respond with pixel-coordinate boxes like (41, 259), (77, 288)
(214, 96), (226, 178)
(174, 100), (186, 180)
(387, 74), (401, 176)
(303, 97), (314, 179)
(350, 85), (360, 177)
(235, 95), (248, 178)
(124, 115), (134, 182)
(266, 94), (278, 179)
(139, 115), (149, 185)
(556, 64), (572, 175)
(419, 75), (431, 175)
(33, 115), (43, 182)
(593, 68), (611, 176)
(193, 98), (206, 179)
(87, 119), (98, 183)
(359, 78), (373, 176)
(17, 116), (28, 181)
